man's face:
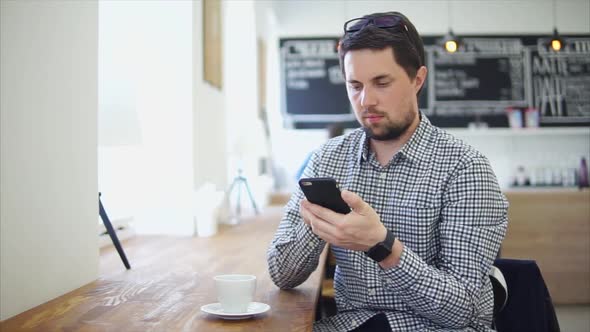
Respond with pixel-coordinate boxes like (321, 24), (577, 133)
(344, 47), (426, 141)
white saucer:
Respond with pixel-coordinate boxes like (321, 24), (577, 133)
(201, 302), (270, 320)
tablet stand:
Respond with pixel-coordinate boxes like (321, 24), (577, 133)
(225, 168), (259, 219)
(99, 193), (131, 270)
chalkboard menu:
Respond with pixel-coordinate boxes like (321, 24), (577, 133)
(433, 54), (525, 102)
(530, 38), (590, 125)
(422, 37), (529, 127)
(280, 35), (590, 128)
(280, 38), (354, 128)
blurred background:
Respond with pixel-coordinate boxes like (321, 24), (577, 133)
(1, 0), (589, 328)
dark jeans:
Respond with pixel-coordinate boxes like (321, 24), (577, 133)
(351, 313), (392, 332)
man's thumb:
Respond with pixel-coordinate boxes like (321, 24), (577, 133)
(341, 190), (368, 214)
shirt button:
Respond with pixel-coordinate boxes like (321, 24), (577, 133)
(380, 172), (387, 179)
(307, 241), (314, 248)
(368, 289), (376, 296)
(350, 319), (358, 328)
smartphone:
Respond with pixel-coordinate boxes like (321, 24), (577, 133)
(298, 177), (350, 214)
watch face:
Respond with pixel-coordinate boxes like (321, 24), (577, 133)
(367, 230), (395, 262)
(368, 243), (391, 262)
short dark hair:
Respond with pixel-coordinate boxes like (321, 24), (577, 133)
(338, 12), (425, 83)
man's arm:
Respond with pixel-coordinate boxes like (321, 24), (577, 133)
(378, 155), (508, 328)
(267, 151), (327, 289)
(267, 196), (326, 289)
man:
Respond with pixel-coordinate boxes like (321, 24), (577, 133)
(267, 11), (508, 332)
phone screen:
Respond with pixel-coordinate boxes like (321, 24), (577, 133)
(299, 177), (350, 214)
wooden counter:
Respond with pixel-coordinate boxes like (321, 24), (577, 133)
(0, 208), (327, 331)
(502, 188), (590, 304)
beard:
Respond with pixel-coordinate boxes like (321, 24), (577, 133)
(361, 109), (417, 141)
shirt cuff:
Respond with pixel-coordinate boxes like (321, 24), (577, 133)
(380, 245), (426, 292)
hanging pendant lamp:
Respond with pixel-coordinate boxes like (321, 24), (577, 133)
(548, 0), (564, 52)
(443, 1), (460, 53)
(444, 29), (459, 53)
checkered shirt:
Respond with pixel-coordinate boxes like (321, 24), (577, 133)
(267, 113), (508, 332)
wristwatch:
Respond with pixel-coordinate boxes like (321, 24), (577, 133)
(365, 229), (395, 262)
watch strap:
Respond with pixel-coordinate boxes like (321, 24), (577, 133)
(366, 229), (395, 262)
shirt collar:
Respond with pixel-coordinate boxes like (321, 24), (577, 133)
(356, 111), (433, 165)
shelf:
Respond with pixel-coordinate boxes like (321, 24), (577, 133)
(504, 187), (589, 193)
(445, 127), (590, 137)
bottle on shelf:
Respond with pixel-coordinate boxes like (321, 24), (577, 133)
(513, 165), (530, 187)
(579, 157), (589, 189)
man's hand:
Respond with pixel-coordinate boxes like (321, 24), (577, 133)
(299, 190), (387, 251)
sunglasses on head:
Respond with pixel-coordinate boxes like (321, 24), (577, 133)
(343, 15), (408, 34)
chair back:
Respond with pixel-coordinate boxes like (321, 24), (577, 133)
(493, 258), (560, 332)
(489, 265), (508, 317)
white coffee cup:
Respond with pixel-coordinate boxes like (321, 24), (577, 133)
(214, 274), (256, 313)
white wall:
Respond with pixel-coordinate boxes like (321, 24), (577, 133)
(99, 0), (268, 233)
(0, 0), (99, 320)
(273, 0), (590, 36)
(222, 0), (274, 212)
(99, 1), (195, 235)
(224, 0), (260, 176)
(262, 0), (590, 190)
(193, 0), (229, 192)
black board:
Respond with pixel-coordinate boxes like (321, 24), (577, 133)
(280, 35), (590, 128)
(280, 38), (354, 127)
